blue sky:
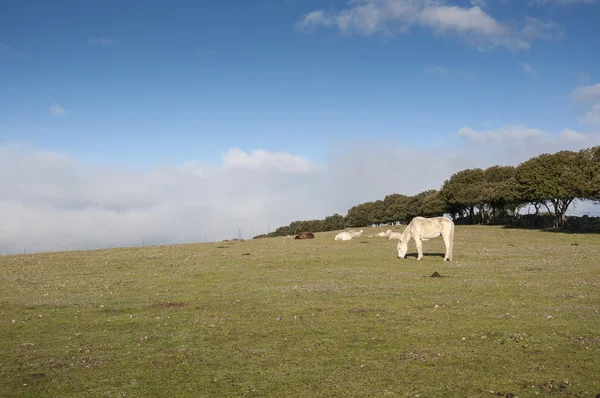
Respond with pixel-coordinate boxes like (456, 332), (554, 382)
(1, 0), (600, 253)
(2, 0), (598, 166)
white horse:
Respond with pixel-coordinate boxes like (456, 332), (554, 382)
(396, 216), (455, 261)
(334, 231), (353, 241)
(349, 229), (363, 237)
(385, 229), (403, 240)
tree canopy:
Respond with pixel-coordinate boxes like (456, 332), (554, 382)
(515, 150), (590, 227)
(255, 145), (599, 238)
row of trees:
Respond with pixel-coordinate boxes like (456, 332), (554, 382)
(255, 146), (600, 238)
(442, 147), (599, 228)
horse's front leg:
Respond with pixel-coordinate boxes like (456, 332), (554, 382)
(415, 238), (423, 261)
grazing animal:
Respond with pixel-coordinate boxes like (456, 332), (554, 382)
(376, 232), (388, 237)
(385, 229), (403, 240)
(396, 216), (455, 261)
(349, 229), (364, 238)
(295, 232), (315, 240)
(334, 231), (353, 241)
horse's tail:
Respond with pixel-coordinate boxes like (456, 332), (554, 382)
(448, 221), (455, 260)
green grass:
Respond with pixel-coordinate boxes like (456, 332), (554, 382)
(1, 226), (599, 397)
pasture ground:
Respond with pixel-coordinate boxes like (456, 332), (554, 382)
(1, 225), (599, 397)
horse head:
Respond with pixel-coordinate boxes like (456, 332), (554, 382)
(397, 238), (408, 259)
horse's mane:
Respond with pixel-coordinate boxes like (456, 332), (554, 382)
(399, 219), (415, 243)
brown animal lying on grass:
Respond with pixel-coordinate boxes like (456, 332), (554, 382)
(295, 232), (315, 239)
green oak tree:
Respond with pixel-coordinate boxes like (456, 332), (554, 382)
(516, 150), (589, 228)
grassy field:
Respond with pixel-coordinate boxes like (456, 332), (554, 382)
(1, 225), (599, 397)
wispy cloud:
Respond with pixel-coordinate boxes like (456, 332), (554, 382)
(571, 82), (600, 127)
(520, 17), (563, 41)
(457, 125), (546, 145)
(50, 103), (67, 116)
(520, 62), (538, 77)
(424, 66), (449, 76)
(88, 38), (113, 47)
(579, 104), (600, 127)
(561, 128), (588, 142)
(578, 72), (590, 84)
(296, 0), (563, 51)
(531, 0), (597, 5)
(572, 82), (600, 103)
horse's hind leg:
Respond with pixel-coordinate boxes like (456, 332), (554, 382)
(444, 228), (453, 261)
(443, 237), (451, 261)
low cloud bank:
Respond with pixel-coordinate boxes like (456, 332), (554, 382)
(2, 128), (599, 254)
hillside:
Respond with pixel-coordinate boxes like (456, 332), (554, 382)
(1, 225), (599, 397)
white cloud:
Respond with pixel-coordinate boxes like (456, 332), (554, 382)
(572, 82), (600, 103)
(458, 125), (546, 144)
(457, 125), (600, 164)
(520, 62), (538, 77)
(532, 0), (596, 5)
(520, 17), (563, 41)
(296, 0), (563, 51)
(471, 0), (486, 7)
(417, 5), (498, 35)
(50, 103), (67, 116)
(579, 104), (600, 127)
(222, 148), (318, 174)
(0, 146), (329, 254)
(88, 38), (113, 46)
(2, 131), (600, 254)
(560, 128), (588, 141)
(571, 82), (600, 127)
